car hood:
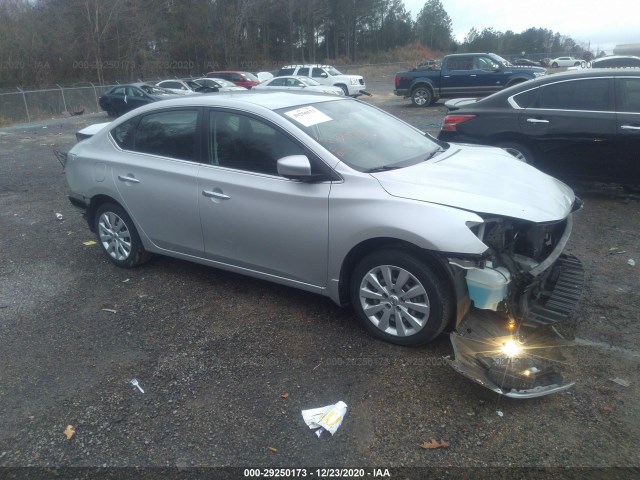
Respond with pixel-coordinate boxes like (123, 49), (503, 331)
(149, 93), (183, 100)
(372, 144), (575, 223)
(508, 65), (546, 73)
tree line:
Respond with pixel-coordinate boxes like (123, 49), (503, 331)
(0, 0), (589, 88)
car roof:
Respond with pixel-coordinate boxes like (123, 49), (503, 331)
(111, 83), (154, 88)
(593, 55), (640, 61)
(206, 71), (252, 75)
(270, 75), (313, 80)
(113, 90), (346, 113)
(458, 68), (640, 109)
(280, 65), (335, 69)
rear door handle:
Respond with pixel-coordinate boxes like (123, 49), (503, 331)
(526, 118), (550, 124)
(117, 175), (140, 183)
(621, 125), (640, 131)
(202, 190), (230, 200)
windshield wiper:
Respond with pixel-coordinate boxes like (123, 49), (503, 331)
(365, 165), (402, 173)
(424, 148), (445, 161)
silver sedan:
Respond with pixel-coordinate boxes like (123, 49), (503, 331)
(253, 75), (344, 95)
(64, 92), (582, 397)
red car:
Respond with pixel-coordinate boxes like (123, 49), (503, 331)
(205, 71), (260, 89)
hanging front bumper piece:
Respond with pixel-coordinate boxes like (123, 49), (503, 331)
(445, 254), (585, 398)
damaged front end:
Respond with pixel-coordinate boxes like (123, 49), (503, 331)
(446, 203), (584, 398)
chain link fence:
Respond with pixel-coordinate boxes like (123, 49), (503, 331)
(0, 84), (120, 125)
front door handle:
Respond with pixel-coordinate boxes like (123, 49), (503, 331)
(202, 190), (230, 200)
(117, 175), (140, 183)
(621, 125), (640, 131)
(526, 118), (550, 124)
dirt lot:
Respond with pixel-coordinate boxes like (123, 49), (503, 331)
(1, 75), (639, 478)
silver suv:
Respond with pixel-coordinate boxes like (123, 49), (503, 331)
(277, 64), (365, 96)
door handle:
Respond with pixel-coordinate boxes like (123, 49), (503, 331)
(202, 190), (230, 200)
(526, 118), (549, 124)
(621, 125), (640, 131)
(117, 175), (140, 183)
(470, 74), (476, 77)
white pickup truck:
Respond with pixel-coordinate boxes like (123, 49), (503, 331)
(276, 64), (367, 97)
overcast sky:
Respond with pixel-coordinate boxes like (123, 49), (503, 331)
(402, 0), (637, 53)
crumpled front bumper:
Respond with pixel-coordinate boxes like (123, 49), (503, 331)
(445, 254), (584, 398)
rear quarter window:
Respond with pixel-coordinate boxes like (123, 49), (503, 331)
(512, 88), (539, 108)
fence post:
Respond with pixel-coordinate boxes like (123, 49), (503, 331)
(56, 84), (68, 113)
(16, 87), (31, 123)
(90, 82), (99, 109)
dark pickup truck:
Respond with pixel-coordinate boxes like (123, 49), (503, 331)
(395, 53), (546, 106)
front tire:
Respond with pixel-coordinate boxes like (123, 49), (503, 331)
(350, 249), (451, 346)
(496, 141), (535, 165)
(411, 86), (433, 107)
(337, 84), (349, 96)
(94, 203), (150, 268)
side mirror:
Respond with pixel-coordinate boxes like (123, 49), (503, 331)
(320, 72), (328, 78)
(277, 155), (312, 180)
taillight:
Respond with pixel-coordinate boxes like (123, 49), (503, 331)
(395, 76), (400, 88)
(441, 114), (476, 132)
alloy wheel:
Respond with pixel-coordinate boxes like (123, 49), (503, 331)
(98, 211), (132, 261)
(358, 264), (431, 337)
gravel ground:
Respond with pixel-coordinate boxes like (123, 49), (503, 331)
(1, 75), (639, 478)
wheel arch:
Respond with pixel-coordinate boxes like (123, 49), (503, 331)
(488, 134), (538, 154)
(410, 80), (435, 96)
(333, 83), (349, 94)
(86, 194), (126, 233)
(336, 237), (454, 307)
(505, 77), (530, 88)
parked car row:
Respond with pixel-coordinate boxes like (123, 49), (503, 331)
(98, 64), (367, 117)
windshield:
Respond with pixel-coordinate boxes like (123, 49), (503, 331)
(326, 66), (342, 76)
(204, 78), (234, 87)
(278, 100), (442, 172)
(141, 85), (172, 95)
(300, 77), (321, 86)
(242, 72), (259, 81)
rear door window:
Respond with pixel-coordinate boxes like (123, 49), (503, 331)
(447, 56), (474, 71)
(537, 78), (612, 111)
(121, 110), (200, 161)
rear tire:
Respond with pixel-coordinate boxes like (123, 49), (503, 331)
(411, 86), (433, 107)
(94, 203), (150, 268)
(496, 141), (535, 165)
(350, 249), (451, 346)
(551, 62), (558, 68)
